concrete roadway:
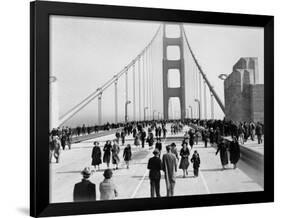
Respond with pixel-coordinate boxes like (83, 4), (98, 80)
(50, 124), (263, 203)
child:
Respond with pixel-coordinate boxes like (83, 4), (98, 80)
(191, 150), (200, 177)
(123, 144), (132, 169)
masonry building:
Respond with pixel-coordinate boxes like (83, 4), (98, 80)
(224, 57), (264, 123)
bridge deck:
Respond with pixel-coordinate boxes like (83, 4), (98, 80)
(50, 124), (263, 203)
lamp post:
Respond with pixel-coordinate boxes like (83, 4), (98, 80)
(189, 105), (193, 119)
(186, 109), (189, 119)
(144, 107), (148, 121)
(153, 110), (157, 120)
(125, 100), (131, 123)
(194, 99), (201, 120)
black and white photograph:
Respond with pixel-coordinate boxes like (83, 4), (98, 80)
(49, 16), (265, 203)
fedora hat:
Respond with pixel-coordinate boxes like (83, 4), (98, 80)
(81, 167), (91, 176)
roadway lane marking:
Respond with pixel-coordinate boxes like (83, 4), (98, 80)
(131, 169), (148, 198)
(131, 134), (168, 198)
(199, 169), (210, 194)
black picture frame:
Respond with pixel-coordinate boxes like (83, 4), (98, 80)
(30, 1), (274, 217)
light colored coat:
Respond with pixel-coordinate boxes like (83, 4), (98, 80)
(99, 179), (118, 200)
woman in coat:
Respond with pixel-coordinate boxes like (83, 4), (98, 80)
(103, 140), (112, 169)
(111, 140), (120, 170)
(91, 141), (102, 171)
(216, 139), (229, 170)
(229, 136), (240, 169)
(123, 144), (132, 169)
(179, 142), (190, 178)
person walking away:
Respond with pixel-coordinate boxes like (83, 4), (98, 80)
(209, 128), (215, 146)
(73, 167), (96, 202)
(202, 129), (209, 148)
(147, 129), (154, 149)
(103, 140), (112, 169)
(216, 139), (229, 170)
(229, 136), (240, 169)
(120, 130), (126, 146)
(112, 140), (120, 170)
(91, 141), (102, 171)
(170, 143), (179, 162)
(191, 150), (200, 177)
(179, 142), (190, 178)
(155, 138), (162, 155)
(140, 129), (146, 148)
(163, 126), (167, 139)
(250, 122), (256, 141)
(61, 132), (67, 150)
(147, 149), (162, 198)
(115, 131), (121, 144)
(162, 145), (177, 197)
(123, 144), (132, 169)
(99, 169), (118, 200)
(255, 122), (263, 144)
(188, 129), (195, 149)
(195, 129), (200, 145)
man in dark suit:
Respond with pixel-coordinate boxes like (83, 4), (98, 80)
(73, 167), (96, 202)
(147, 149), (162, 197)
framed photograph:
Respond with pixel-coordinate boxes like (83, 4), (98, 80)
(30, 1), (274, 217)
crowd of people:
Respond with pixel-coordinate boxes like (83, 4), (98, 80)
(50, 118), (264, 201)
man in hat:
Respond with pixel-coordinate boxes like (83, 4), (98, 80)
(73, 167), (96, 202)
(162, 145), (177, 197)
(147, 149), (162, 197)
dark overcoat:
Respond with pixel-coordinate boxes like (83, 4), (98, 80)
(73, 179), (96, 202)
(91, 146), (102, 166)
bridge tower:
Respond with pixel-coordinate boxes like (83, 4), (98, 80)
(162, 24), (186, 120)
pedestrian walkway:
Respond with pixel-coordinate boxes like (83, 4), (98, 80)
(50, 124), (263, 203)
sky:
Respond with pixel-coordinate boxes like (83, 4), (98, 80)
(50, 15), (264, 127)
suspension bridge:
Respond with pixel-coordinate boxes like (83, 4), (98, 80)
(49, 23), (264, 203)
(50, 24), (224, 129)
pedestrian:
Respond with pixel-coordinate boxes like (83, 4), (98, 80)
(134, 132), (141, 147)
(140, 129), (146, 148)
(73, 167), (96, 202)
(147, 149), (162, 198)
(202, 129), (209, 148)
(146, 129), (154, 149)
(115, 131), (121, 144)
(103, 140), (112, 169)
(179, 142), (190, 178)
(123, 144), (132, 169)
(155, 138), (162, 155)
(112, 140), (120, 170)
(121, 130), (126, 146)
(91, 141), (102, 171)
(162, 145), (177, 197)
(99, 169), (118, 200)
(163, 126), (167, 139)
(61, 132), (67, 150)
(188, 129), (195, 149)
(191, 150), (200, 177)
(229, 136), (240, 169)
(209, 128), (215, 146)
(216, 139), (229, 170)
(170, 142), (179, 161)
(255, 122), (263, 144)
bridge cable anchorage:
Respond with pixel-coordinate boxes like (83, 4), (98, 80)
(58, 25), (162, 127)
(182, 27), (225, 114)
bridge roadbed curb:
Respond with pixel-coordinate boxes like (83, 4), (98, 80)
(188, 124), (263, 170)
(71, 127), (123, 143)
(214, 137), (264, 171)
